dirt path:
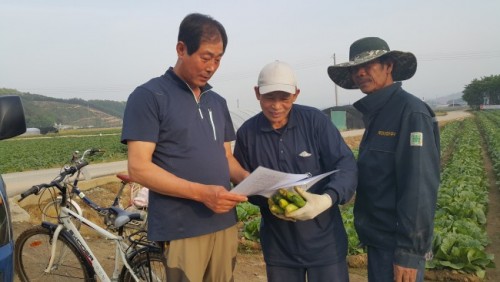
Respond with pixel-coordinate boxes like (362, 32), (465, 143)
(12, 185), (368, 281)
(339, 109), (472, 139)
(12, 219), (367, 282)
(436, 109), (472, 122)
(481, 126), (500, 280)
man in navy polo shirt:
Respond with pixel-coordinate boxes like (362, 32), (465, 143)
(234, 60), (358, 282)
(121, 13), (249, 281)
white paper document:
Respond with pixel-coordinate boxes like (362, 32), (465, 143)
(232, 166), (338, 197)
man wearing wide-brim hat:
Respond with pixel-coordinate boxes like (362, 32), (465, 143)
(328, 37), (441, 282)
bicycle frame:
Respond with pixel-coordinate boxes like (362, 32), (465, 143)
(66, 166), (121, 214)
(46, 206), (141, 282)
(64, 181), (118, 215)
(63, 149), (142, 216)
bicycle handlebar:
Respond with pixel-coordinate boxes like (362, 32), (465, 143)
(18, 148), (103, 202)
(18, 160), (89, 202)
(19, 184), (45, 200)
(81, 148), (105, 160)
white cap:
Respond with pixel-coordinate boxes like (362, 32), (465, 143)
(257, 60), (297, 95)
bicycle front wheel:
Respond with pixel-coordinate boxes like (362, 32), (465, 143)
(119, 251), (167, 282)
(14, 226), (93, 281)
(42, 197), (82, 230)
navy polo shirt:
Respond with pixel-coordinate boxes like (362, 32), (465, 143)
(121, 68), (237, 241)
(234, 104), (357, 267)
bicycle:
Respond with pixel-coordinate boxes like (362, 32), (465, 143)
(14, 159), (166, 281)
(41, 148), (148, 236)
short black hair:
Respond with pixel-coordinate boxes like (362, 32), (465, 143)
(178, 13), (228, 55)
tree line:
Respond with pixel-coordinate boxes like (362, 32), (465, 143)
(462, 74), (500, 110)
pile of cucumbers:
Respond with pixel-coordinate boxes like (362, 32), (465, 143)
(268, 187), (306, 216)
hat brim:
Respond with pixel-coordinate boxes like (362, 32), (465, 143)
(259, 84), (296, 95)
(327, 51), (417, 90)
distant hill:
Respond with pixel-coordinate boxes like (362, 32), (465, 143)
(426, 92), (466, 106)
(0, 88), (125, 129)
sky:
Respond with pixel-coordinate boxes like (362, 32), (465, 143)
(1, 0), (500, 111)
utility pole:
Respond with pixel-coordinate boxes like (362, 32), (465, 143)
(87, 102), (91, 128)
(333, 53), (338, 106)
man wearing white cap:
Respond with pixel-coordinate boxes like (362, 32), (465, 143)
(328, 37), (440, 282)
(234, 60), (358, 281)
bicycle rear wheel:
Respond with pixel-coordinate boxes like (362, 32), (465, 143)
(119, 251), (166, 282)
(14, 226), (93, 281)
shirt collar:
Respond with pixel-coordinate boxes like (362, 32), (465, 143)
(353, 82), (401, 116)
(164, 67), (213, 93)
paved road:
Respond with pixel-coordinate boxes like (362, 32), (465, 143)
(339, 109), (471, 138)
(4, 160), (127, 198)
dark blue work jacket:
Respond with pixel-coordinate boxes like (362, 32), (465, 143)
(234, 104), (357, 267)
(353, 82), (440, 268)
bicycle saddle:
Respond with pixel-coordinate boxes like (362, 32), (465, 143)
(108, 206), (143, 228)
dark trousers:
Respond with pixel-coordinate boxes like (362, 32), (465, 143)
(367, 246), (424, 282)
(266, 260), (349, 282)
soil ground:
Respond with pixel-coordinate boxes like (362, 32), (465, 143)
(11, 179), (367, 282)
(481, 123), (500, 280)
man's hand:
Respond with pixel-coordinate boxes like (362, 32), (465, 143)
(203, 185), (248, 213)
(286, 187), (332, 221)
(394, 264), (417, 282)
(270, 211), (296, 222)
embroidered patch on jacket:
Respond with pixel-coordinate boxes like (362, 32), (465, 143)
(299, 151), (312, 157)
(378, 130), (397, 137)
(410, 132), (423, 146)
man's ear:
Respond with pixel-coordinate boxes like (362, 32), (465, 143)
(176, 41), (186, 57)
(385, 61), (394, 75)
(254, 86), (261, 100)
(292, 89), (301, 102)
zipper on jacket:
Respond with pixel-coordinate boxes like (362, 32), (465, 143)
(184, 81), (208, 119)
(198, 105), (204, 119)
(184, 82), (216, 140)
(208, 107), (216, 141)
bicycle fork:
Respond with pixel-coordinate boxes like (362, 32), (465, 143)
(43, 222), (143, 282)
(45, 224), (64, 273)
(44, 218), (111, 280)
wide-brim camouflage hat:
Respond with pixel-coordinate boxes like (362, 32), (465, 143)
(327, 37), (417, 89)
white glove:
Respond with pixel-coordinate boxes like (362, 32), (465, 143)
(287, 187), (332, 221)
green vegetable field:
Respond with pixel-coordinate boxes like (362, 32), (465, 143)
(0, 128), (126, 173)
